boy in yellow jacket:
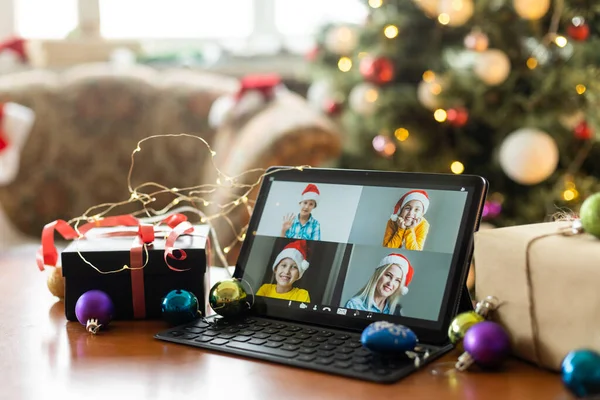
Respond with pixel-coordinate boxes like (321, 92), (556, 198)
(383, 190), (430, 250)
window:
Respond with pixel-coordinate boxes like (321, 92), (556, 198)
(99, 0), (253, 39)
(15, 0), (78, 39)
(275, 0), (368, 35)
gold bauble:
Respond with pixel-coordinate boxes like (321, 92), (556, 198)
(513, 0), (550, 20)
(208, 279), (250, 318)
(448, 311), (485, 345)
(47, 266), (65, 299)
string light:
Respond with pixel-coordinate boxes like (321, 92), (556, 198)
(438, 14), (450, 25)
(451, 161), (465, 174)
(338, 57), (353, 72)
(434, 109), (448, 122)
(554, 35), (568, 48)
(365, 88), (379, 103)
(56, 132), (311, 271)
(422, 70), (436, 82)
(563, 188), (578, 201)
(576, 84), (586, 95)
(368, 0), (383, 8)
(394, 128), (409, 141)
(526, 57), (538, 69)
(384, 25), (399, 39)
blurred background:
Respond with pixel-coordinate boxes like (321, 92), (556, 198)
(0, 0), (598, 263)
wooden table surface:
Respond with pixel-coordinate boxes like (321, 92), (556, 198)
(1, 243), (573, 400)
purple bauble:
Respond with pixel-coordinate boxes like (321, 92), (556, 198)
(463, 321), (510, 368)
(75, 290), (115, 327)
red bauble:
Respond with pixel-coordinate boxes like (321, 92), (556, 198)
(568, 24), (590, 41)
(567, 17), (590, 41)
(574, 121), (594, 140)
(447, 107), (469, 127)
(359, 56), (395, 85)
(324, 99), (343, 116)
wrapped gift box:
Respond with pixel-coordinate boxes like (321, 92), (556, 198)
(61, 224), (211, 321)
(474, 221), (600, 371)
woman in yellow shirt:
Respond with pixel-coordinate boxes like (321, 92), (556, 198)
(383, 190), (430, 250)
(256, 240), (311, 302)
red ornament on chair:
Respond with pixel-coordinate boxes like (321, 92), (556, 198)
(447, 107), (469, 127)
(359, 56), (395, 85)
(567, 17), (590, 42)
(574, 121), (593, 140)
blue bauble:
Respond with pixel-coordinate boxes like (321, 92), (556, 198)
(161, 289), (200, 326)
(361, 321), (418, 353)
(561, 349), (600, 398)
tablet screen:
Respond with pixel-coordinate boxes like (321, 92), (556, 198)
(234, 169), (485, 339)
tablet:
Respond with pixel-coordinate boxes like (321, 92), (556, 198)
(233, 167), (488, 345)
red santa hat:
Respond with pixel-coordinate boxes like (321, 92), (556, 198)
(0, 102), (35, 185)
(272, 240), (310, 279)
(390, 190), (430, 221)
(301, 184), (320, 205)
(379, 253), (414, 295)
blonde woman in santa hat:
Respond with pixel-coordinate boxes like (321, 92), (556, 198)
(345, 253), (414, 316)
(383, 190), (430, 250)
(281, 184), (321, 241)
(256, 240), (311, 302)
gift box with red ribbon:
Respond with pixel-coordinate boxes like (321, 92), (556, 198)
(38, 213), (211, 321)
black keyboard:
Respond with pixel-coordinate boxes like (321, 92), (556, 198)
(155, 315), (449, 383)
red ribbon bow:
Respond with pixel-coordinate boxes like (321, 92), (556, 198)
(37, 213), (196, 319)
(235, 74), (282, 101)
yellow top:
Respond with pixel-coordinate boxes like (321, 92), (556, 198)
(382, 218), (430, 250)
(256, 284), (311, 302)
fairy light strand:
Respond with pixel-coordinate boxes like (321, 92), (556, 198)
(62, 133), (310, 274)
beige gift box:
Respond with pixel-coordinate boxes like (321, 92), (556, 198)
(474, 221), (600, 371)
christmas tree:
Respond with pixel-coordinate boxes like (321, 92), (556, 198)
(307, 0), (600, 226)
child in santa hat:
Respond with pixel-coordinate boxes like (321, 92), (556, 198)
(256, 240), (311, 302)
(345, 253), (414, 316)
(281, 183), (321, 241)
(382, 190), (430, 251)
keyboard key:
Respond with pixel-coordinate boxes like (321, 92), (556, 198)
(226, 342), (298, 358)
(264, 329), (279, 335)
(346, 342), (362, 348)
(235, 324), (249, 329)
(301, 341), (319, 348)
(299, 348), (317, 354)
(354, 348), (371, 356)
(334, 353), (351, 361)
(273, 324), (287, 329)
(253, 333), (270, 339)
(265, 341), (282, 348)
(270, 336), (286, 342)
(328, 339), (345, 346)
(285, 326), (302, 332)
(248, 326), (264, 332)
(303, 329), (318, 335)
(238, 330), (255, 336)
(210, 338), (229, 346)
(334, 361), (352, 369)
(336, 334), (350, 340)
(297, 354), (316, 362)
(217, 334), (236, 340)
(312, 337), (328, 343)
(319, 331), (334, 337)
(316, 351), (333, 358)
(285, 339), (302, 345)
(276, 331), (294, 337)
(168, 331), (184, 337)
(339, 347), (354, 354)
(352, 365), (370, 372)
(184, 327), (205, 334)
(232, 336), (251, 342)
(295, 334), (311, 340)
(201, 331), (220, 337)
(255, 321), (271, 327)
(180, 333), (198, 340)
(281, 344), (300, 351)
(243, 319), (256, 324)
(316, 358), (333, 365)
(320, 344), (337, 351)
(249, 338), (267, 345)
(353, 356), (370, 364)
(225, 328), (240, 334)
(193, 336), (214, 343)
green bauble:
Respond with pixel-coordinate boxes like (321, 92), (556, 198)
(448, 311), (485, 346)
(208, 279), (250, 318)
(580, 193), (600, 239)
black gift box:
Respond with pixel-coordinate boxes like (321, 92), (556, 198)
(61, 225), (211, 321)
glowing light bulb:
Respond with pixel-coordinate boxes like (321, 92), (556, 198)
(555, 36), (568, 48)
(451, 161), (465, 174)
(563, 189), (578, 201)
(133, 146), (141, 153)
(526, 57), (538, 69)
(171, 187), (179, 192)
(216, 178), (222, 185)
(384, 25), (399, 39)
(422, 70), (435, 82)
(203, 200), (210, 206)
(338, 57), (353, 72)
(434, 109), (448, 122)
(368, 0), (382, 8)
(211, 150), (216, 156)
(172, 198), (180, 205)
(576, 84), (586, 95)
(438, 13), (450, 25)
(394, 128), (409, 141)
(223, 247), (231, 254)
